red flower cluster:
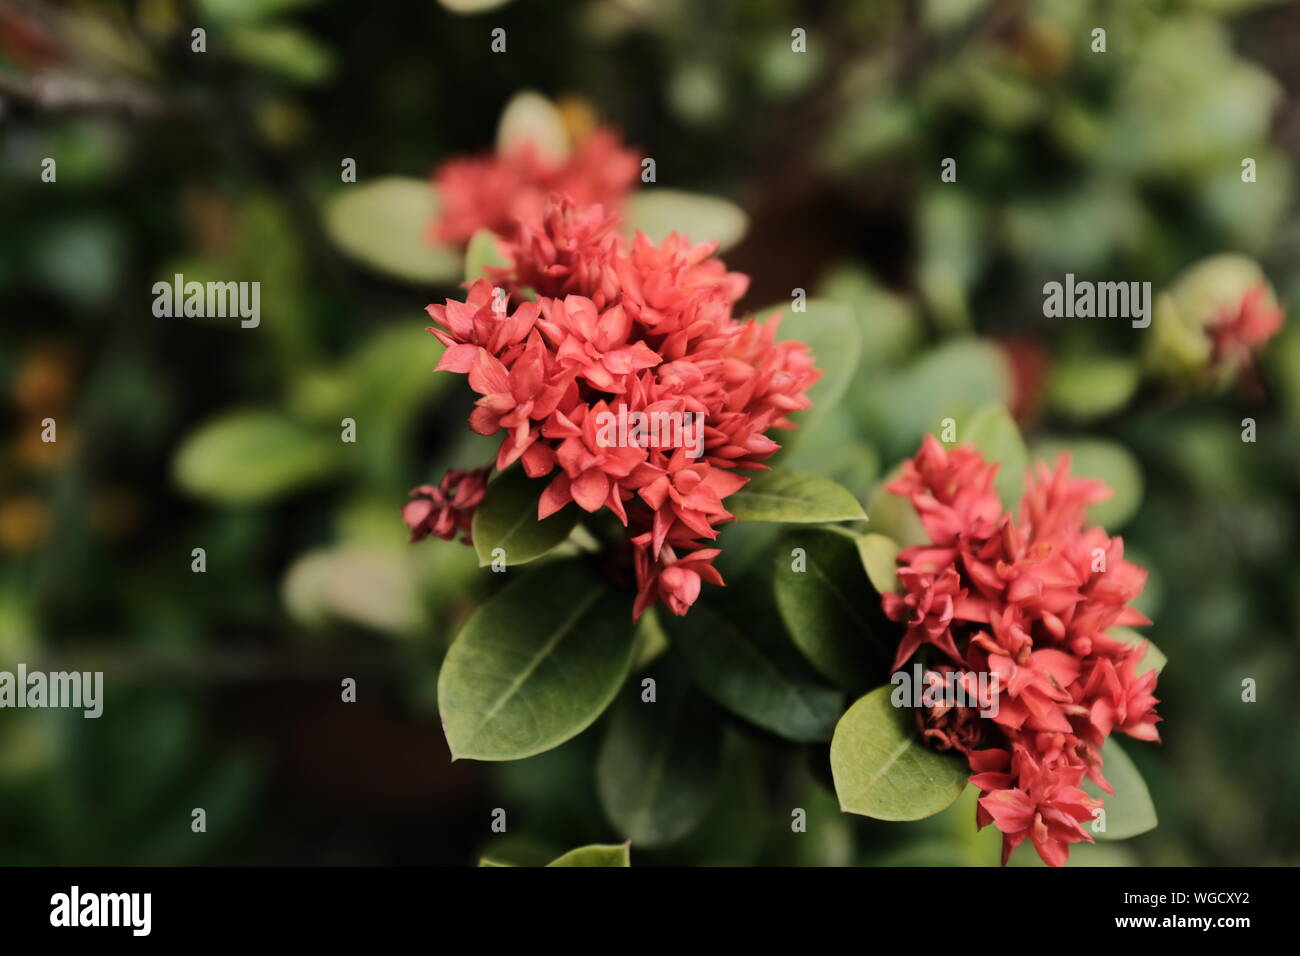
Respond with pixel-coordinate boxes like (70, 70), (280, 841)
(430, 129), (641, 245)
(883, 436), (1160, 867)
(402, 468), (489, 545)
(413, 198), (820, 619)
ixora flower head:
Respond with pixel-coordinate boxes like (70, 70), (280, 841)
(406, 196), (821, 620)
(883, 435), (1160, 867)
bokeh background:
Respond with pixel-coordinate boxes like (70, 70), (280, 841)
(2, 0), (1298, 865)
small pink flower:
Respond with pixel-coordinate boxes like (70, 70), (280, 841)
(632, 545), (725, 619)
(402, 468), (490, 544)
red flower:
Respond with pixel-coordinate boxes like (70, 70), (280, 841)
(975, 746), (1097, 867)
(431, 129), (640, 245)
(885, 439), (1161, 866)
(1207, 281), (1284, 366)
(402, 468), (490, 544)
(411, 194), (820, 620)
(632, 546), (725, 620)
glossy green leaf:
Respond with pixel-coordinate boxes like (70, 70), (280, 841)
(861, 338), (1012, 461)
(665, 600), (844, 743)
(1111, 627), (1166, 676)
(438, 559), (635, 760)
(773, 527), (883, 689)
(756, 298), (861, 446)
(830, 686), (968, 821)
(632, 607), (670, 668)
(727, 468), (866, 524)
(856, 532), (900, 595)
(623, 190), (748, 251)
(596, 662), (722, 847)
(323, 176), (460, 283)
(464, 228), (509, 283)
(1085, 738), (1158, 840)
(471, 468), (578, 568)
(818, 264), (922, 367)
(173, 409), (339, 504)
(546, 843), (631, 867)
(865, 470), (929, 549)
(964, 403), (1029, 509)
(778, 407), (880, 500)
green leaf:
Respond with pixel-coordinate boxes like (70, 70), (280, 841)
(1111, 626), (1166, 676)
(323, 177), (460, 283)
(227, 25), (335, 85)
(596, 661), (722, 847)
(623, 190), (748, 251)
(632, 606), (670, 668)
(865, 470), (929, 549)
(1085, 738), (1158, 840)
(916, 188), (985, 331)
(856, 532), (900, 595)
(198, 0), (324, 23)
(830, 686), (968, 821)
(438, 559), (636, 760)
(860, 338), (1012, 461)
(963, 403), (1029, 509)
(818, 264), (922, 368)
(471, 468), (579, 568)
(1031, 438), (1144, 530)
(727, 468), (866, 523)
(473, 836), (559, 867)
(756, 299), (861, 447)
(282, 545), (423, 634)
(665, 599), (844, 743)
(1047, 355), (1140, 421)
(773, 527), (886, 689)
(778, 405), (879, 500)
(546, 843), (631, 867)
(464, 228), (509, 283)
(173, 409), (339, 504)
(496, 90), (569, 163)
(1009, 839), (1140, 867)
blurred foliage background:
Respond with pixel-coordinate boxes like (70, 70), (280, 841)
(1, 0), (1298, 865)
